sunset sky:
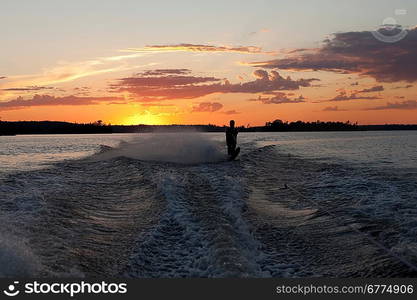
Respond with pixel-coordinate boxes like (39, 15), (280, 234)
(1, 0), (417, 125)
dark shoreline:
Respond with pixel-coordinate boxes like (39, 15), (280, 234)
(1, 120), (417, 135)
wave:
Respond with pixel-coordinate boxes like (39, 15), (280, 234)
(91, 133), (227, 164)
(123, 161), (268, 277)
(0, 140), (416, 277)
(0, 233), (41, 277)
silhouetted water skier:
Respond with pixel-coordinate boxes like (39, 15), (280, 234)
(226, 120), (240, 160)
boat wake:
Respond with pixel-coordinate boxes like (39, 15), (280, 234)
(0, 134), (416, 277)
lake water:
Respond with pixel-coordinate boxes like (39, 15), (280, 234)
(1, 131), (416, 277)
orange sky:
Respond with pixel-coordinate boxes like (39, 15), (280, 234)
(1, 1), (416, 126)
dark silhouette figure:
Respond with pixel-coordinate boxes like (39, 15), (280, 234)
(225, 120), (238, 156)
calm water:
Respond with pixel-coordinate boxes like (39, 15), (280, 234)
(2, 131), (416, 173)
(0, 134), (131, 175)
(0, 131), (416, 277)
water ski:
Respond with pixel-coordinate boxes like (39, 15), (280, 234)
(228, 147), (240, 161)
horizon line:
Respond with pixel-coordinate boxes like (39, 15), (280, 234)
(2, 120), (417, 127)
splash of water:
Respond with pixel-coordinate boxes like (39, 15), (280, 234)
(0, 234), (41, 277)
(93, 132), (227, 164)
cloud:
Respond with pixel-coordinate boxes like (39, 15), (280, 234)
(324, 85), (383, 102)
(357, 85), (384, 93)
(249, 92), (306, 104)
(0, 76), (6, 80)
(72, 86), (92, 96)
(2, 86), (54, 92)
(365, 100), (417, 110)
(125, 43), (276, 55)
(2, 52), (148, 89)
(328, 91), (381, 102)
(141, 69), (191, 76)
(106, 101), (129, 105)
(247, 27), (417, 82)
(0, 94), (124, 110)
(392, 84), (413, 89)
(223, 110), (240, 115)
(140, 103), (174, 107)
(114, 74), (221, 88)
(110, 69), (319, 101)
(191, 102), (223, 112)
(322, 106), (347, 111)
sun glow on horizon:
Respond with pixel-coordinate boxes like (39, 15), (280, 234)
(1, 1), (417, 125)
(119, 111), (169, 125)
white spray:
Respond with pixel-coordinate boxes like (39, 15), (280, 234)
(93, 132), (227, 164)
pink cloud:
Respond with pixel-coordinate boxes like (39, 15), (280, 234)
(0, 94), (124, 110)
(247, 27), (417, 83)
(110, 69), (319, 101)
(191, 102), (223, 112)
(127, 43), (275, 55)
(249, 92), (306, 104)
(328, 91), (381, 102)
(365, 100), (417, 110)
(223, 110), (240, 115)
(322, 106), (347, 111)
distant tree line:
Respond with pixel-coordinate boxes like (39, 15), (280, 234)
(357, 124), (417, 130)
(0, 120), (112, 135)
(247, 119), (359, 132)
(1, 119), (417, 135)
(110, 124), (222, 133)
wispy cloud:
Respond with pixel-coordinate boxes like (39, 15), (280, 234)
(0, 94), (124, 110)
(357, 85), (384, 93)
(139, 103), (175, 107)
(3, 52), (148, 90)
(125, 43), (276, 55)
(141, 69), (191, 76)
(115, 73), (220, 88)
(191, 102), (223, 112)
(392, 84), (413, 89)
(328, 91), (381, 102)
(2, 86), (55, 92)
(365, 100), (417, 110)
(223, 109), (240, 115)
(322, 106), (347, 111)
(249, 92), (306, 104)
